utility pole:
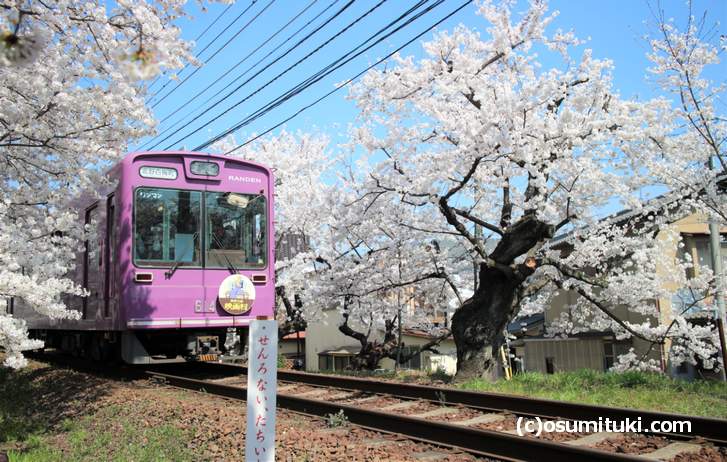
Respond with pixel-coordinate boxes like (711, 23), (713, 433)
(395, 252), (403, 372)
(396, 290), (402, 372)
(709, 215), (727, 381)
(473, 223), (482, 290)
(708, 157), (727, 381)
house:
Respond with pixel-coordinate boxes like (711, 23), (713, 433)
(509, 211), (725, 378)
(279, 331), (305, 362)
(304, 309), (457, 373)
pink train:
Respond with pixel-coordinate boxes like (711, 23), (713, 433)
(17, 151), (275, 363)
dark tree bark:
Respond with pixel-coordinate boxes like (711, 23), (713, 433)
(275, 285), (307, 340)
(450, 215), (553, 382)
(339, 309), (450, 371)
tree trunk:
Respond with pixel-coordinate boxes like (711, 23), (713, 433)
(450, 215), (554, 382)
(338, 310), (451, 371)
(451, 265), (520, 382)
(275, 285), (307, 340)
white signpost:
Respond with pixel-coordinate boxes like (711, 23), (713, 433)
(246, 318), (278, 461)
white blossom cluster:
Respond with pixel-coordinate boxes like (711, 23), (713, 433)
(3, 0), (723, 375)
(610, 348), (662, 373)
(0, 0), (203, 367)
(318, 0), (724, 372)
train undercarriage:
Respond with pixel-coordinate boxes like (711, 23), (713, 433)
(29, 328), (247, 364)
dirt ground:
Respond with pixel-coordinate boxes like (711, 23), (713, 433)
(0, 358), (486, 461)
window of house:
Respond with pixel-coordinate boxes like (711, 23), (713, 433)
(318, 354), (353, 371)
(318, 355), (332, 371)
(334, 355), (351, 371)
(676, 362), (689, 374)
(603, 340), (631, 371)
(682, 235), (727, 279)
(2, 297), (13, 315)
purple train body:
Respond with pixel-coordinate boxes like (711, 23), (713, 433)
(24, 151), (275, 363)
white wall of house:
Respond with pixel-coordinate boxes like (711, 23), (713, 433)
(304, 310), (359, 372)
(279, 338), (304, 357)
(379, 335), (457, 372)
(304, 309), (458, 373)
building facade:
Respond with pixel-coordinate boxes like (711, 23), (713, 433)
(510, 212), (724, 378)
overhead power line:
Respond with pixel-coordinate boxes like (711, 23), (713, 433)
(143, 0), (354, 148)
(147, 2), (235, 93)
(190, 0), (443, 151)
(146, 0), (258, 103)
(150, 0), (277, 109)
(155, 0), (392, 150)
(226, 0), (473, 154)
(144, 0), (323, 148)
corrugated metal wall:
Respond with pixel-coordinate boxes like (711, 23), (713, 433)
(523, 338), (604, 373)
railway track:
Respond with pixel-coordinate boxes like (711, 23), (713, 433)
(145, 363), (727, 461)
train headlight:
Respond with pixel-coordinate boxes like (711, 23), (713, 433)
(190, 161), (219, 176)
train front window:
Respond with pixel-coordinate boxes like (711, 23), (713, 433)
(205, 192), (267, 269)
(134, 188), (202, 266)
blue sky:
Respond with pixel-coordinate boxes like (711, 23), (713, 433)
(135, 0), (726, 153)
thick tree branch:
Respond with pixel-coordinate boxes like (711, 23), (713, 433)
(451, 206), (503, 236)
(437, 197), (487, 259)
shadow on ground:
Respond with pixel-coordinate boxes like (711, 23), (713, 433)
(0, 363), (112, 445)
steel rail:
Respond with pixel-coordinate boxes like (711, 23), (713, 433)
(145, 370), (648, 462)
(201, 363), (727, 445)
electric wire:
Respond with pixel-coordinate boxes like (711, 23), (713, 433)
(154, 0), (391, 150)
(226, 0), (473, 154)
(147, 2), (235, 93)
(138, 0), (340, 151)
(145, 0), (357, 150)
(151, 0), (277, 109)
(157, 0), (319, 129)
(146, 0), (258, 103)
(187, 0), (441, 151)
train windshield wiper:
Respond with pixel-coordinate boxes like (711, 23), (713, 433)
(165, 231), (198, 279)
(209, 232), (238, 275)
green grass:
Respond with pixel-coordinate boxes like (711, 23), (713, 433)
(459, 369), (727, 418)
(7, 411), (194, 462)
(0, 366), (200, 461)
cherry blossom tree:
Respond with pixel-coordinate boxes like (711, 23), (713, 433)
(218, 132), (465, 369)
(341, 0), (721, 380)
(307, 195), (466, 370)
(642, 2), (726, 219)
(213, 131), (335, 340)
(637, 1), (727, 375)
(0, 0), (201, 367)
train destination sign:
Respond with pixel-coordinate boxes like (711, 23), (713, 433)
(218, 274), (255, 315)
(139, 166), (178, 180)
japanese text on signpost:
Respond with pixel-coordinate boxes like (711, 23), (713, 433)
(246, 319), (278, 461)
